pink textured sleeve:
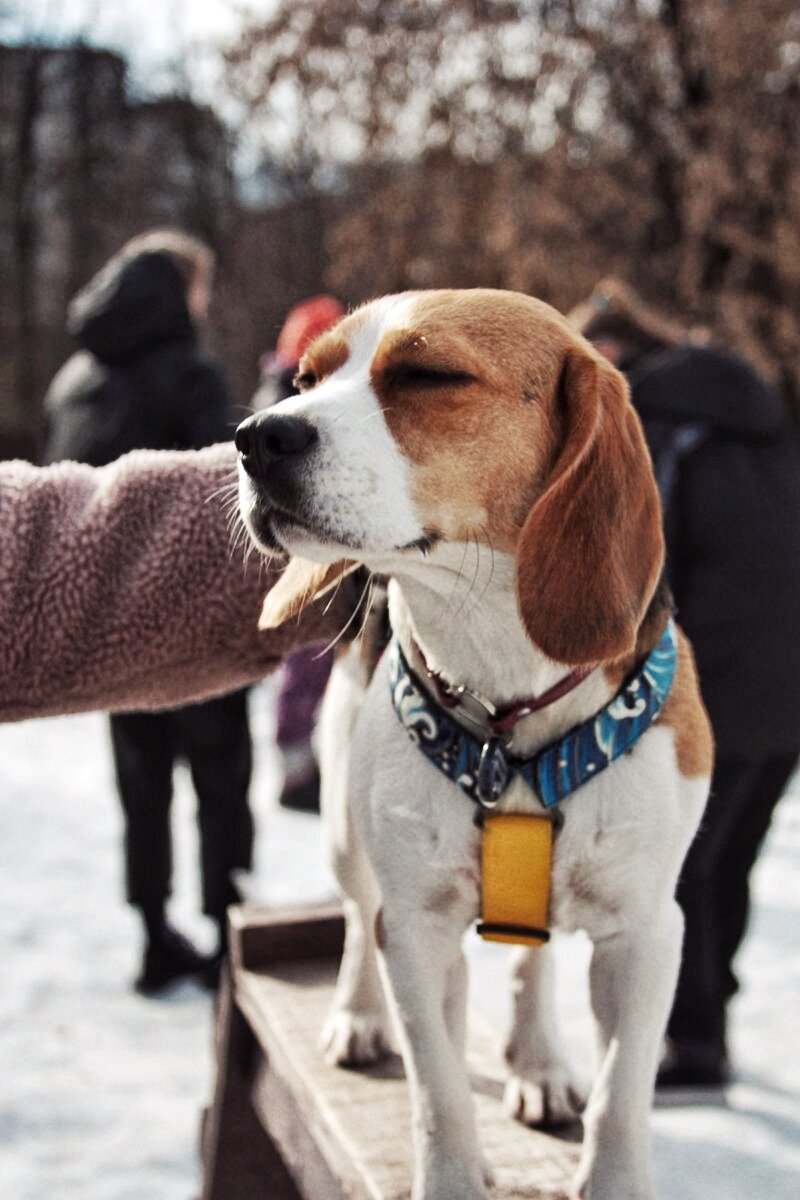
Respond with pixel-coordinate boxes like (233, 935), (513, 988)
(0, 444), (351, 721)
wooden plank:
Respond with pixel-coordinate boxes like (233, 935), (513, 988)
(228, 902), (345, 974)
(199, 966), (302, 1200)
(236, 952), (580, 1200)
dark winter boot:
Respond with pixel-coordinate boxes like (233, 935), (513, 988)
(135, 922), (215, 995)
(656, 1035), (731, 1089)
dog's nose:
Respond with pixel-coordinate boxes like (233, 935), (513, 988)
(235, 412), (319, 479)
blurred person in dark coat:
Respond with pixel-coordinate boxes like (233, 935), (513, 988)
(44, 230), (253, 994)
(572, 279), (800, 1086)
(256, 295), (344, 812)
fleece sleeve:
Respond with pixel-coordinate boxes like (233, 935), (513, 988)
(0, 443), (352, 721)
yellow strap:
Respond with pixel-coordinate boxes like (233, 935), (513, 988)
(479, 813), (553, 947)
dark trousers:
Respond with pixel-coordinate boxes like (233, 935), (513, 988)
(109, 690), (254, 926)
(669, 752), (797, 1048)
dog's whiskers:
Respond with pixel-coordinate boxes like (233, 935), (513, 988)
(322, 569), (349, 616)
(452, 531), (482, 617)
(325, 404), (394, 433)
(317, 570), (374, 658)
(351, 406), (393, 428)
(473, 525), (497, 608)
(453, 530), (479, 614)
(226, 519), (245, 550)
(351, 572), (382, 650)
(205, 477), (240, 506)
(447, 537), (473, 610)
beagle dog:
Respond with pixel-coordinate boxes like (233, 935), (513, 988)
(236, 290), (712, 1200)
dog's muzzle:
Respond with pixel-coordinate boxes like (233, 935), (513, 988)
(235, 411), (319, 485)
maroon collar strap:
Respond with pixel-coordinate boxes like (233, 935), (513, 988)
(488, 668), (592, 733)
(414, 641), (591, 736)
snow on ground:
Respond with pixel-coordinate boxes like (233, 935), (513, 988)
(1, 681), (799, 1199)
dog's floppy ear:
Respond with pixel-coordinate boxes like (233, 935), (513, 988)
(516, 344), (663, 666)
(259, 557), (359, 630)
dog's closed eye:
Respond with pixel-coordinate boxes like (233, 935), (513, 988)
(384, 363), (475, 389)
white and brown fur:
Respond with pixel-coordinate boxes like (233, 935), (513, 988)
(236, 290), (712, 1200)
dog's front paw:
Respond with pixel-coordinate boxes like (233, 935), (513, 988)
(321, 1009), (394, 1067)
(504, 1067), (584, 1128)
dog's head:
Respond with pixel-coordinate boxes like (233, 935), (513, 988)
(237, 289), (663, 666)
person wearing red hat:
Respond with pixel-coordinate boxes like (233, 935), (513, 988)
(257, 296), (345, 810)
(259, 295), (345, 408)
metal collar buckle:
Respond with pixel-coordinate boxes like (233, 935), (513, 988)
(445, 683), (503, 733)
(477, 736), (510, 807)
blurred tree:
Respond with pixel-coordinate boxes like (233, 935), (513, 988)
(0, 45), (126, 457)
(222, 0), (800, 417)
(213, 191), (331, 414)
(535, 0), (800, 409)
(0, 43), (235, 459)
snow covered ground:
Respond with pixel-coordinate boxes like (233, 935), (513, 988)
(1, 681), (799, 1200)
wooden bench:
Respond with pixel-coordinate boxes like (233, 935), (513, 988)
(200, 902), (580, 1200)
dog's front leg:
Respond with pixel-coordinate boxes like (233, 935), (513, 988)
(318, 653), (395, 1066)
(322, 888), (395, 1067)
(574, 902), (683, 1200)
(504, 943), (585, 1127)
(380, 911), (489, 1200)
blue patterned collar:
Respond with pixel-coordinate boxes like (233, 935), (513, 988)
(388, 620), (678, 811)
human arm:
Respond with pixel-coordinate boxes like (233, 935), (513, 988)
(0, 443), (351, 721)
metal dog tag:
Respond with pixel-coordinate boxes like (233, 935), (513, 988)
(477, 736), (510, 807)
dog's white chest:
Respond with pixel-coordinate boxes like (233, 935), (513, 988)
(352, 658), (704, 946)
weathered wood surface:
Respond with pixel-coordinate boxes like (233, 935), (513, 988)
(203, 903), (580, 1200)
(200, 966), (302, 1200)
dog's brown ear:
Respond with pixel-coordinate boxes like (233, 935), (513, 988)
(516, 345), (663, 665)
(259, 557), (359, 630)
